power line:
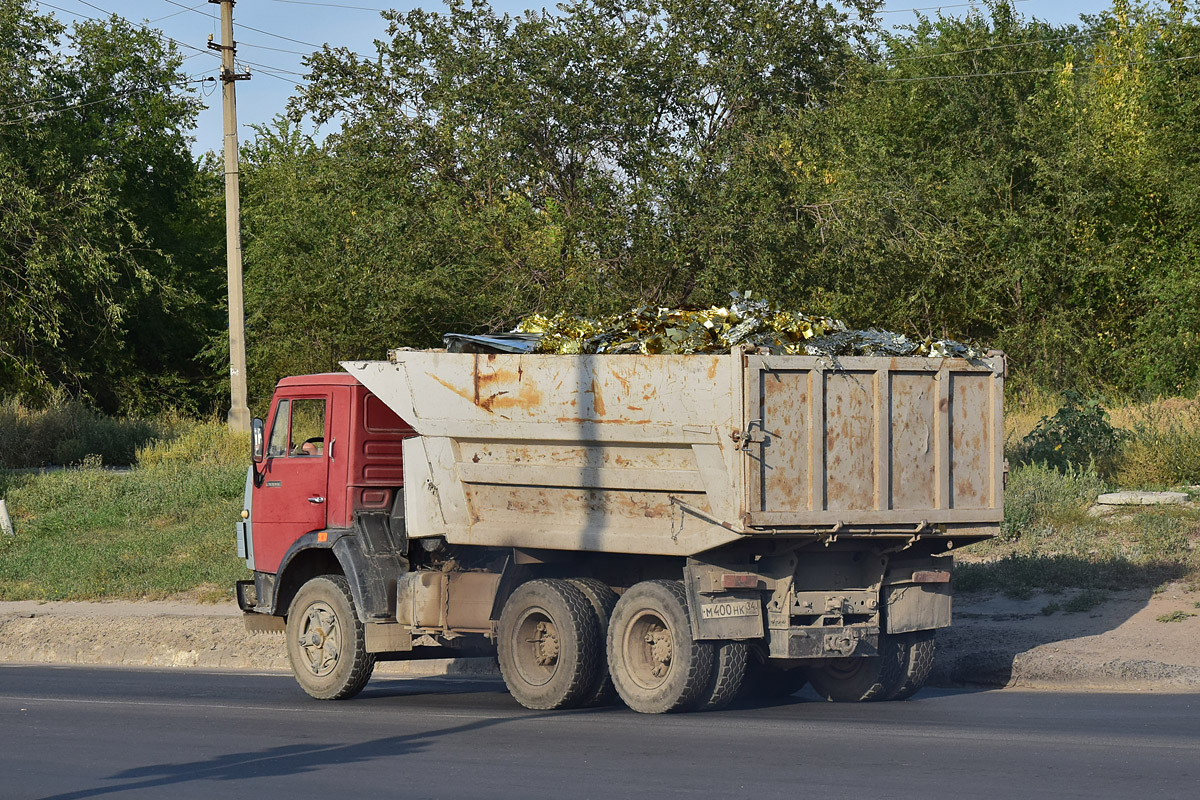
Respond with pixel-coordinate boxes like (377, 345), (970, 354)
(268, 0), (387, 11)
(886, 33), (1089, 62)
(235, 57), (307, 77)
(40, 2), (315, 81)
(0, 75), (217, 126)
(233, 19), (325, 50)
(35, 0), (220, 61)
(147, 1), (210, 24)
(156, 0), (360, 58)
(879, 0), (1032, 14)
(156, 0), (219, 21)
(239, 40), (312, 56)
(872, 51), (1200, 82)
(239, 64), (306, 84)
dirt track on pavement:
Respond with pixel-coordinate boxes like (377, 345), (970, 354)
(2, 585), (1199, 690)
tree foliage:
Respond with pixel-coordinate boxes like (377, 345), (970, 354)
(6, 0), (1200, 414)
(237, 0), (1200, 402)
(0, 1), (222, 413)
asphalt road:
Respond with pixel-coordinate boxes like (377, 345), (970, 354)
(2, 665), (1197, 800)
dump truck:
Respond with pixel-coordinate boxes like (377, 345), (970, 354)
(236, 346), (1005, 712)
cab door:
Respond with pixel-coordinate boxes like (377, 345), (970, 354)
(252, 394), (331, 573)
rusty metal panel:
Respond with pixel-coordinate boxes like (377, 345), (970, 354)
(950, 372), (991, 509)
(749, 367), (814, 514)
(741, 355), (1003, 530)
(346, 353), (743, 557)
(889, 372), (937, 510)
(823, 371), (876, 512)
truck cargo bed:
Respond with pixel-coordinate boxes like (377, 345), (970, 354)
(343, 348), (1004, 557)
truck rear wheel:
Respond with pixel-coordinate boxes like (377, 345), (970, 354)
(607, 580), (715, 714)
(285, 575), (375, 700)
(887, 630), (936, 700)
(497, 579), (602, 710)
(806, 631), (934, 702)
(567, 578), (620, 707)
(696, 640), (748, 711)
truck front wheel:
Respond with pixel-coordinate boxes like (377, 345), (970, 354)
(497, 579), (602, 710)
(607, 580), (715, 714)
(285, 575), (376, 700)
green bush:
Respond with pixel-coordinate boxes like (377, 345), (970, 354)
(0, 397), (167, 468)
(1012, 392), (1125, 479)
(1000, 463), (1105, 542)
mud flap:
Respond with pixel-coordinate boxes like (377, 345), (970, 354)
(684, 562), (765, 641)
(885, 583), (951, 634)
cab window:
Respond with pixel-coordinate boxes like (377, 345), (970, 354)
(267, 399), (290, 458)
(289, 399), (327, 457)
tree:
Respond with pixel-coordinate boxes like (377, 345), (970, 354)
(0, 1), (222, 413)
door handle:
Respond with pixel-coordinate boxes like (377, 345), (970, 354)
(308, 496), (326, 504)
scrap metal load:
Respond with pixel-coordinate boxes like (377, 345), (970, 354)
(502, 292), (985, 360)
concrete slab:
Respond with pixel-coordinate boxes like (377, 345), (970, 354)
(1096, 491), (1188, 506)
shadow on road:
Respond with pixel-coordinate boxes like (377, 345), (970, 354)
(37, 710), (543, 800)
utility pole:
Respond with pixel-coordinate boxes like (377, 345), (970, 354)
(209, 0), (251, 432)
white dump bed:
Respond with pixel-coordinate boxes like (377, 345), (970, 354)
(343, 349), (1004, 557)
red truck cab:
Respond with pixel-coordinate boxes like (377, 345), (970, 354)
(237, 374), (413, 619)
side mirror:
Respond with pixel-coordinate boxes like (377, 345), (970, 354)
(251, 418), (265, 464)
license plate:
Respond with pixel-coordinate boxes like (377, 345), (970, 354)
(699, 599), (759, 620)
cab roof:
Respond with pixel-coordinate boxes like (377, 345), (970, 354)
(276, 372), (362, 389)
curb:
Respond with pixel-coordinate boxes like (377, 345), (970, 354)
(3, 606), (1199, 691)
(0, 610), (501, 678)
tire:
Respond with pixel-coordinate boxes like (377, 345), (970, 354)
(807, 653), (895, 702)
(567, 578), (620, 707)
(807, 631), (934, 702)
(696, 640), (748, 711)
(607, 580), (715, 714)
(742, 658), (809, 699)
(285, 575), (375, 700)
(497, 579), (602, 710)
(887, 630), (936, 701)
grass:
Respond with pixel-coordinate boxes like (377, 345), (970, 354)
(1156, 611), (1196, 623)
(956, 462), (1200, 597)
(0, 420), (250, 601)
(964, 391), (1200, 598)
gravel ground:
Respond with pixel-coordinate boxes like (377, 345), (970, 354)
(2, 585), (1198, 690)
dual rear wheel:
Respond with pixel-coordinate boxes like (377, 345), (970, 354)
(499, 578), (747, 714)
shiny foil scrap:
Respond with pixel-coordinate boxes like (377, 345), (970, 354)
(512, 292), (984, 359)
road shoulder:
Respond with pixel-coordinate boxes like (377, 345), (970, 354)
(2, 586), (1198, 690)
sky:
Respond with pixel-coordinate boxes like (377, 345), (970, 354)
(33, 1), (1121, 155)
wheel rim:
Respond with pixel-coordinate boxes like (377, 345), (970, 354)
(622, 608), (674, 691)
(510, 606), (560, 687)
(296, 601), (341, 677)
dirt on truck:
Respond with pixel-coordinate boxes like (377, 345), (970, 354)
(235, 345), (1005, 713)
